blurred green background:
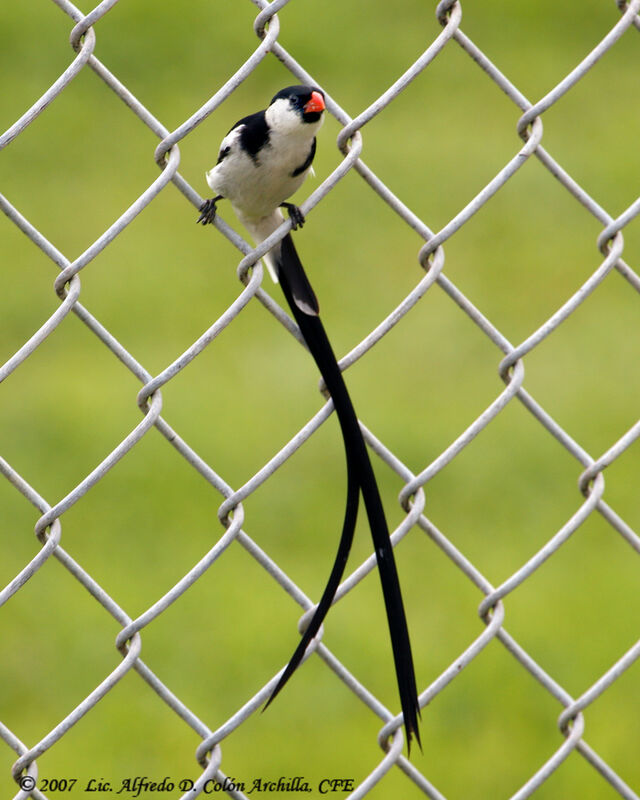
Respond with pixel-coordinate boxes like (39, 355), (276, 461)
(1, 0), (639, 797)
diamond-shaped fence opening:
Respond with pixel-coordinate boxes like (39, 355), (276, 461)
(1, 1), (639, 798)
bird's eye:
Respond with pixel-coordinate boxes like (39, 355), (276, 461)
(216, 145), (231, 165)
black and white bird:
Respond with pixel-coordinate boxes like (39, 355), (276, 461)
(198, 85), (421, 751)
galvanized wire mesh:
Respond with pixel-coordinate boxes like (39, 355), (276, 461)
(1, 0), (639, 797)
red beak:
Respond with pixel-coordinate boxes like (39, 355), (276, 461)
(304, 90), (325, 114)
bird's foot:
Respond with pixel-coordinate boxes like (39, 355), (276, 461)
(280, 202), (305, 230)
(197, 197), (219, 225)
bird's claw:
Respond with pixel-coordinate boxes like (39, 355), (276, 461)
(197, 198), (218, 225)
(280, 202), (305, 230)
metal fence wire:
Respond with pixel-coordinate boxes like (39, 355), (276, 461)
(1, 0), (640, 797)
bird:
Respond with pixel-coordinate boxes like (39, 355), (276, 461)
(198, 85), (421, 751)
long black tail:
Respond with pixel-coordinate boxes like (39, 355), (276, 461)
(266, 233), (421, 751)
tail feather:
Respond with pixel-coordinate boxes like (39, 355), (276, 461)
(264, 446), (359, 709)
(267, 233), (421, 751)
(241, 213), (319, 314)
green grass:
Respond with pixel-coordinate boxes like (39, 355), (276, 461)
(1, 1), (639, 797)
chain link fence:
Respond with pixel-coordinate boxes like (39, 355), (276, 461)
(1, 0), (639, 797)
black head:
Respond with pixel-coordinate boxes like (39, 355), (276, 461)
(269, 85), (326, 123)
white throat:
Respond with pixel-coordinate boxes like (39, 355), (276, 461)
(265, 99), (324, 139)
